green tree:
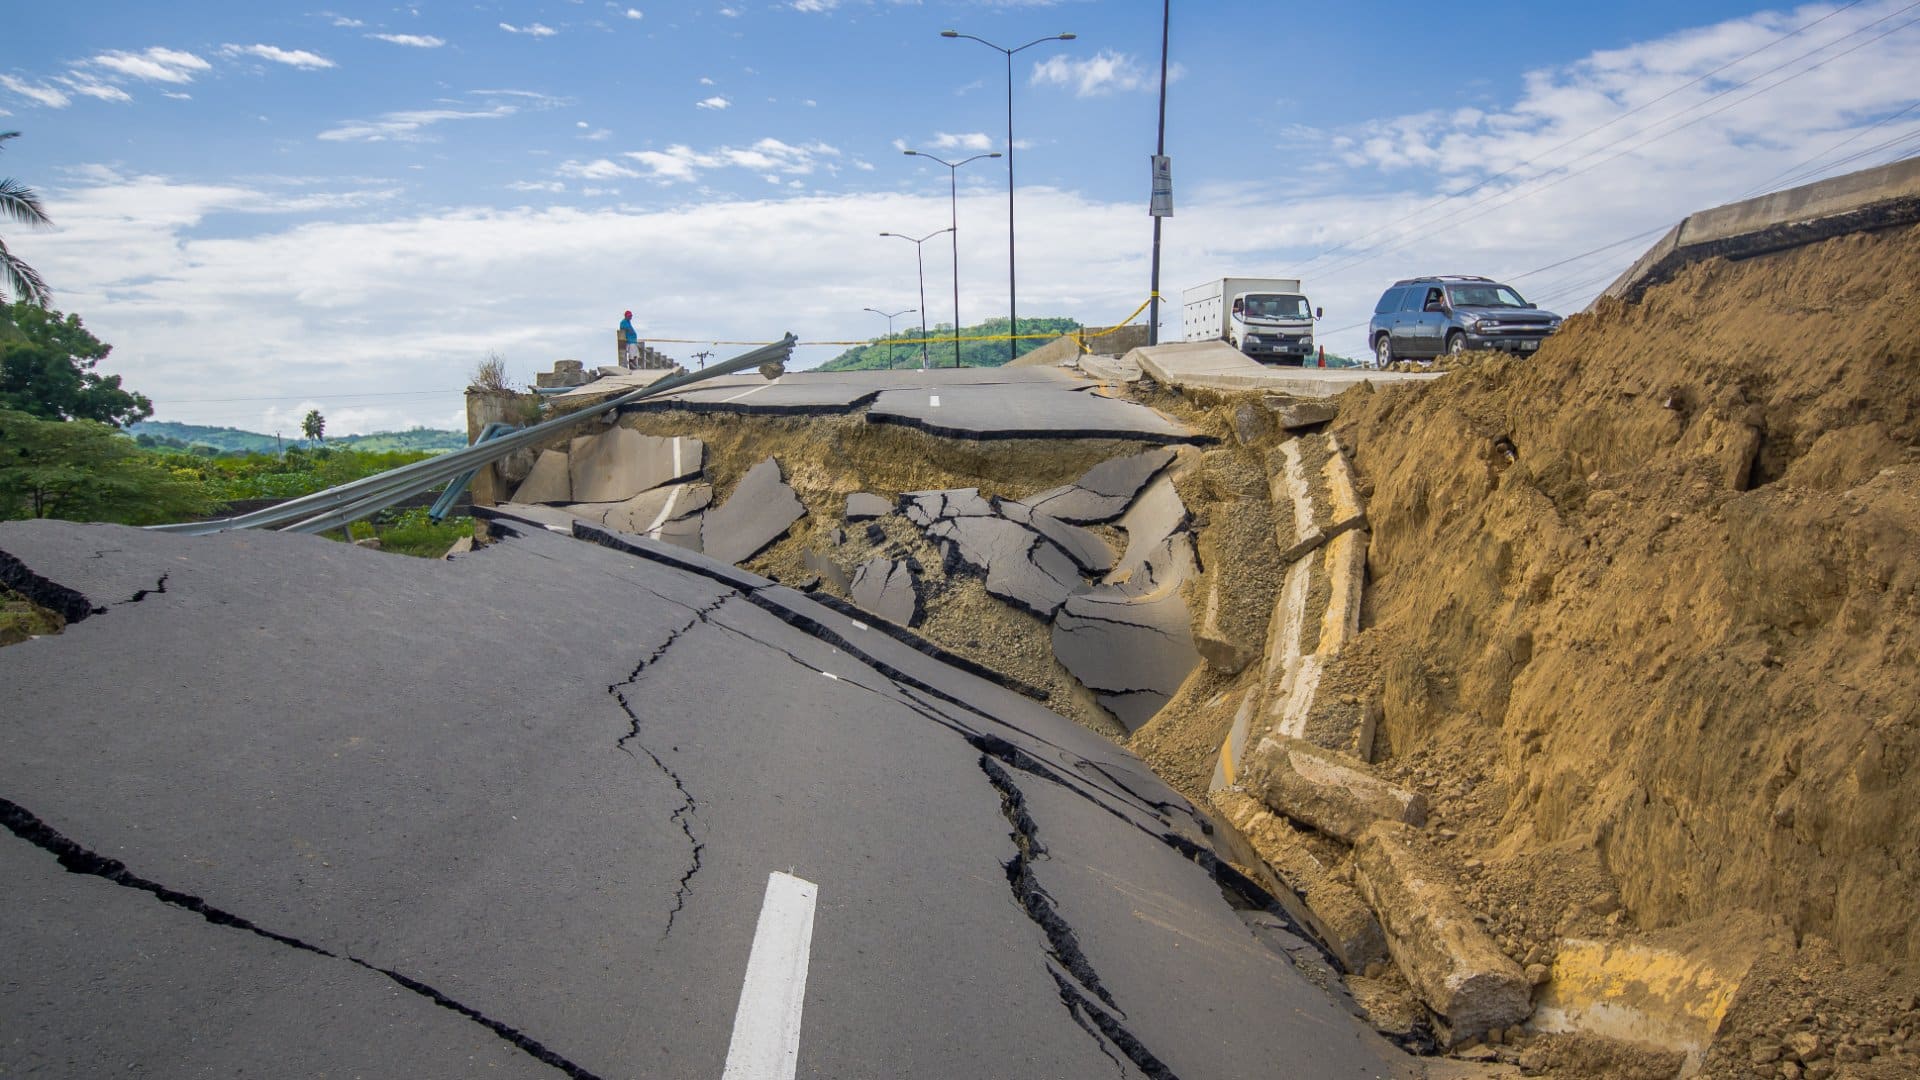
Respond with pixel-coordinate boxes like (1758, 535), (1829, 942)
(0, 302), (152, 426)
(301, 408), (325, 443)
(0, 131), (52, 307)
(0, 409), (216, 524)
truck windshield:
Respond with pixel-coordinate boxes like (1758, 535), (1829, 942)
(1446, 284), (1529, 308)
(1242, 295), (1311, 320)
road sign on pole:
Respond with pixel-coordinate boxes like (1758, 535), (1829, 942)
(1149, 155), (1174, 217)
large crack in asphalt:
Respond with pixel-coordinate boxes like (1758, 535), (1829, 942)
(0, 795), (602, 1080)
(979, 756), (1180, 1080)
(606, 591), (736, 939)
(0, 546), (105, 623)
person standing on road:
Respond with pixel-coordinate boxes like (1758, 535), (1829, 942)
(619, 310), (640, 367)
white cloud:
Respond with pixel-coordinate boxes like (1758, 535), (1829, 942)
(91, 47), (212, 84)
(367, 33), (446, 48)
(163, 91), (192, 101)
(222, 44), (337, 70)
(696, 96), (731, 110)
(792, 0), (836, 11)
(580, 186), (621, 197)
(719, 6), (741, 16)
(1030, 50), (1179, 98)
(623, 137), (839, 182)
(499, 22), (559, 36)
(319, 105), (516, 142)
(929, 131), (994, 152)
(579, 128), (612, 141)
(699, 76), (716, 86)
(59, 74), (134, 103)
(623, 8), (644, 19)
(557, 158), (641, 179)
(507, 180), (566, 192)
(0, 75), (72, 109)
(327, 14), (366, 28)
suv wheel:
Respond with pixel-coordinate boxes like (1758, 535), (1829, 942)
(1374, 334), (1394, 368)
(1446, 331), (1465, 355)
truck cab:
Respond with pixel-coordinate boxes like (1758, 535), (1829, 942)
(1228, 292), (1320, 364)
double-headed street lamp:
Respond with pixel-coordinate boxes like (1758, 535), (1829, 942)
(904, 149), (1000, 368)
(879, 228), (954, 370)
(940, 28), (1075, 364)
(861, 306), (916, 370)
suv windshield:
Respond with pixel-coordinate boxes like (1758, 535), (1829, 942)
(1445, 283), (1529, 308)
(1243, 294), (1311, 320)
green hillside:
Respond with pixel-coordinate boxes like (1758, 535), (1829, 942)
(821, 316), (1081, 371)
(128, 421), (465, 455)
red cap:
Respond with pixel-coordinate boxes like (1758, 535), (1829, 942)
(623, 310), (632, 318)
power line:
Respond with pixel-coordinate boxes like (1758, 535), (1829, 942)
(159, 389), (464, 404)
(1736, 99), (1920, 198)
(1306, 5), (1920, 282)
(1286, 0), (1873, 277)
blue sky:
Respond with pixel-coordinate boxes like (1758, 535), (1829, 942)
(4, 1), (1917, 433)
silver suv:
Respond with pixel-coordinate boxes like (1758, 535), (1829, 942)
(1368, 276), (1561, 366)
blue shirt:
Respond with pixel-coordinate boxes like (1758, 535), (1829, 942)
(620, 316), (637, 343)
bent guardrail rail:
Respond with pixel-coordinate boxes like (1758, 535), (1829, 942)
(150, 334), (796, 537)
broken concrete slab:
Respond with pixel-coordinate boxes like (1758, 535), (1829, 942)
(1195, 570), (1259, 675)
(1212, 789), (1388, 974)
(1354, 822), (1532, 1044)
(1051, 584), (1199, 733)
(849, 557), (920, 628)
(567, 428), (704, 504)
(1025, 448), (1175, 525)
(1244, 737), (1426, 844)
(996, 499), (1113, 575)
(653, 512), (704, 552)
(568, 481), (712, 537)
(928, 514), (1085, 619)
(442, 536), (474, 559)
(1109, 472), (1188, 583)
(867, 384), (1194, 442)
(1271, 399), (1340, 431)
(701, 457), (805, 565)
(509, 449), (572, 505)
(802, 549), (851, 594)
(845, 492), (893, 521)
(901, 488), (994, 527)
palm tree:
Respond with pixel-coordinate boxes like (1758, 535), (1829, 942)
(1, 131), (52, 307)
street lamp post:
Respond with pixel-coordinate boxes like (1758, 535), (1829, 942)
(904, 149), (1000, 368)
(940, 28), (1075, 364)
(879, 229), (954, 370)
(862, 306), (916, 370)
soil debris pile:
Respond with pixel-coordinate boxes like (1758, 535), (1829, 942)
(1317, 222), (1920, 1071)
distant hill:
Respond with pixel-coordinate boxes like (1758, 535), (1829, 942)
(820, 316), (1081, 371)
(128, 421), (466, 455)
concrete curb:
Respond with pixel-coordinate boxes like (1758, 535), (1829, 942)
(1602, 157), (1920, 304)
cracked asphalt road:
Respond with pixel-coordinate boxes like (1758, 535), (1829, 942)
(0, 518), (1414, 1079)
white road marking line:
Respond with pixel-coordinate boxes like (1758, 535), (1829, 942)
(640, 484), (685, 538)
(722, 379), (779, 404)
(722, 872), (819, 1080)
(928, 394), (941, 408)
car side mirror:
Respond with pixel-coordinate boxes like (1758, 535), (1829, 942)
(1425, 300), (1445, 312)
(1315, 307), (1323, 319)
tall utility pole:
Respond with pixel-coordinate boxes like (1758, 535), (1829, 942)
(904, 149), (1000, 367)
(880, 229), (953, 370)
(941, 29), (1076, 364)
(1148, 0), (1172, 345)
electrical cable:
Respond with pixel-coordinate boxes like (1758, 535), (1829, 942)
(1285, 0), (1874, 276)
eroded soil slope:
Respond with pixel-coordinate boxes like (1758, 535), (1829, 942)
(1328, 222), (1919, 994)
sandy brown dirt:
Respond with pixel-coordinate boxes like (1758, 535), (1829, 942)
(1322, 222), (1920, 1074)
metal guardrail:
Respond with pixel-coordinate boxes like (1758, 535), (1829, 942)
(149, 335), (796, 537)
(428, 421), (513, 522)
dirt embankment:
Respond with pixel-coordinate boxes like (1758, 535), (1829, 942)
(1322, 223), (1920, 1069)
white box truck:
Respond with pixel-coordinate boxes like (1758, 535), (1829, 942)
(1182, 277), (1322, 364)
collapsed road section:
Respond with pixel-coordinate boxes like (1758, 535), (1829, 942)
(0, 517), (1413, 1078)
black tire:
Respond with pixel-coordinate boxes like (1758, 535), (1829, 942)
(1374, 334), (1394, 368)
(1446, 331), (1465, 355)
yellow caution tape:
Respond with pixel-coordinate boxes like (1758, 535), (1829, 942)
(637, 296), (1159, 350)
